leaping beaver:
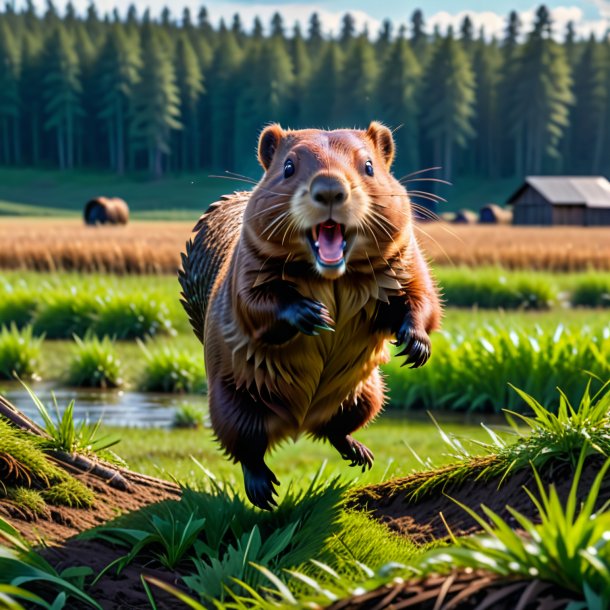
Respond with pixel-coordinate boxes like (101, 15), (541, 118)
(179, 123), (441, 510)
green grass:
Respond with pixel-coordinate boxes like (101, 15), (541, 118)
(0, 325), (41, 381)
(0, 419), (94, 510)
(66, 335), (123, 388)
(384, 319), (610, 413)
(356, 379), (610, 503)
(421, 450), (610, 608)
(139, 343), (206, 393)
(436, 267), (557, 309)
(571, 272), (610, 308)
(0, 167), (229, 218)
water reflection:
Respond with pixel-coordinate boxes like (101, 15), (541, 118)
(0, 382), (207, 429)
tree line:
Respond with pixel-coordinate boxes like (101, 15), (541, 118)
(0, 2), (609, 184)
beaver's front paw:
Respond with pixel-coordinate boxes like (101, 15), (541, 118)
(394, 317), (431, 368)
(279, 298), (334, 336)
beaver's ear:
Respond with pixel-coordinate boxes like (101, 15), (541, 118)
(258, 124), (284, 171)
(366, 122), (395, 169)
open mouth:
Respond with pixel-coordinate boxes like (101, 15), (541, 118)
(308, 221), (347, 268)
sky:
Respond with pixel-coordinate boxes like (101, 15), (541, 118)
(19, 0), (610, 39)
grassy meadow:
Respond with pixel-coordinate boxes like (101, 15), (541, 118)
(0, 224), (609, 609)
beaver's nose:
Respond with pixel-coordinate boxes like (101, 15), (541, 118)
(311, 175), (348, 206)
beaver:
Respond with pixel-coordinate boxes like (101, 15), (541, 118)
(179, 122), (441, 510)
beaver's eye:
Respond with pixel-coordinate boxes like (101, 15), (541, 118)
(284, 159), (295, 179)
(365, 160), (374, 177)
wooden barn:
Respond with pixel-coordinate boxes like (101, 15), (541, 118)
(507, 176), (610, 226)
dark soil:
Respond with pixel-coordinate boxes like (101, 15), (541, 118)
(349, 455), (609, 544)
(326, 569), (579, 610)
(334, 456), (609, 609)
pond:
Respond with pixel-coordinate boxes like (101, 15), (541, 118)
(0, 382), (208, 429)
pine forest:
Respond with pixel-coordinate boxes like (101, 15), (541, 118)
(0, 2), (609, 185)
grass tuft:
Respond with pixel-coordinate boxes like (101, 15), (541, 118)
(95, 293), (175, 340)
(172, 404), (206, 429)
(0, 325), (41, 381)
(139, 343), (206, 393)
(570, 273), (610, 308)
(420, 450), (610, 608)
(66, 335), (122, 389)
(40, 479), (95, 509)
(32, 290), (98, 339)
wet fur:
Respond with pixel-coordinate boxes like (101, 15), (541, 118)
(180, 123), (441, 509)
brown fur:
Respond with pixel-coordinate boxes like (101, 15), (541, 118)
(180, 123), (441, 509)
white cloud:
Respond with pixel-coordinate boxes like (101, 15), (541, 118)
(13, 1), (610, 39)
(427, 5), (608, 40)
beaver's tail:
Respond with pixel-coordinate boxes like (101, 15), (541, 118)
(179, 192), (249, 344)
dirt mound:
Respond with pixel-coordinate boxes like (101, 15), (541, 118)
(349, 455), (608, 544)
(326, 569), (578, 610)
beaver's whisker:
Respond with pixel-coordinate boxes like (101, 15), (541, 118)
(408, 190), (447, 203)
(362, 217), (382, 254)
(262, 212), (291, 239)
(208, 175), (286, 197)
(401, 177), (452, 187)
(410, 202), (442, 222)
(223, 170), (259, 183)
(395, 166), (443, 182)
(413, 223), (457, 266)
(249, 200), (291, 219)
(368, 211), (397, 245)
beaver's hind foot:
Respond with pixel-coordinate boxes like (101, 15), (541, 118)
(330, 435), (374, 472)
(242, 462), (280, 511)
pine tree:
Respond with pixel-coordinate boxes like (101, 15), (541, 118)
(97, 24), (141, 173)
(570, 35), (607, 173)
(0, 19), (21, 164)
(509, 9), (573, 174)
(270, 12), (284, 38)
(420, 28), (476, 180)
(376, 33), (421, 173)
(290, 24), (312, 126)
(208, 26), (243, 170)
(129, 24), (181, 176)
(308, 12), (324, 57)
(340, 13), (356, 48)
(472, 32), (501, 176)
(339, 34), (378, 128)
(376, 20), (392, 59)
(410, 9), (429, 64)
(302, 41), (343, 127)
(175, 33), (204, 171)
(460, 15), (475, 56)
(42, 25), (84, 170)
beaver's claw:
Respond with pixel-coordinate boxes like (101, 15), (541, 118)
(331, 435), (374, 473)
(280, 298), (334, 336)
(394, 319), (431, 368)
(242, 463), (280, 511)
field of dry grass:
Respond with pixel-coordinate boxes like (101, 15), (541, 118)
(417, 223), (610, 271)
(0, 218), (608, 273)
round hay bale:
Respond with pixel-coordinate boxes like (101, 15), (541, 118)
(84, 197), (129, 226)
(479, 203), (512, 224)
(452, 209), (478, 224)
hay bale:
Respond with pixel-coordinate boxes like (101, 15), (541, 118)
(479, 203), (512, 224)
(452, 209), (478, 224)
(84, 197), (129, 226)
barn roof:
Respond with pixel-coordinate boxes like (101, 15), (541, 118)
(507, 176), (610, 208)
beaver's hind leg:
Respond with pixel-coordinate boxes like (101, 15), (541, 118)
(312, 370), (384, 472)
(208, 378), (279, 511)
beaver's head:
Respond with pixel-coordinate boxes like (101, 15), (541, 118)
(244, 123), (412, 280)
